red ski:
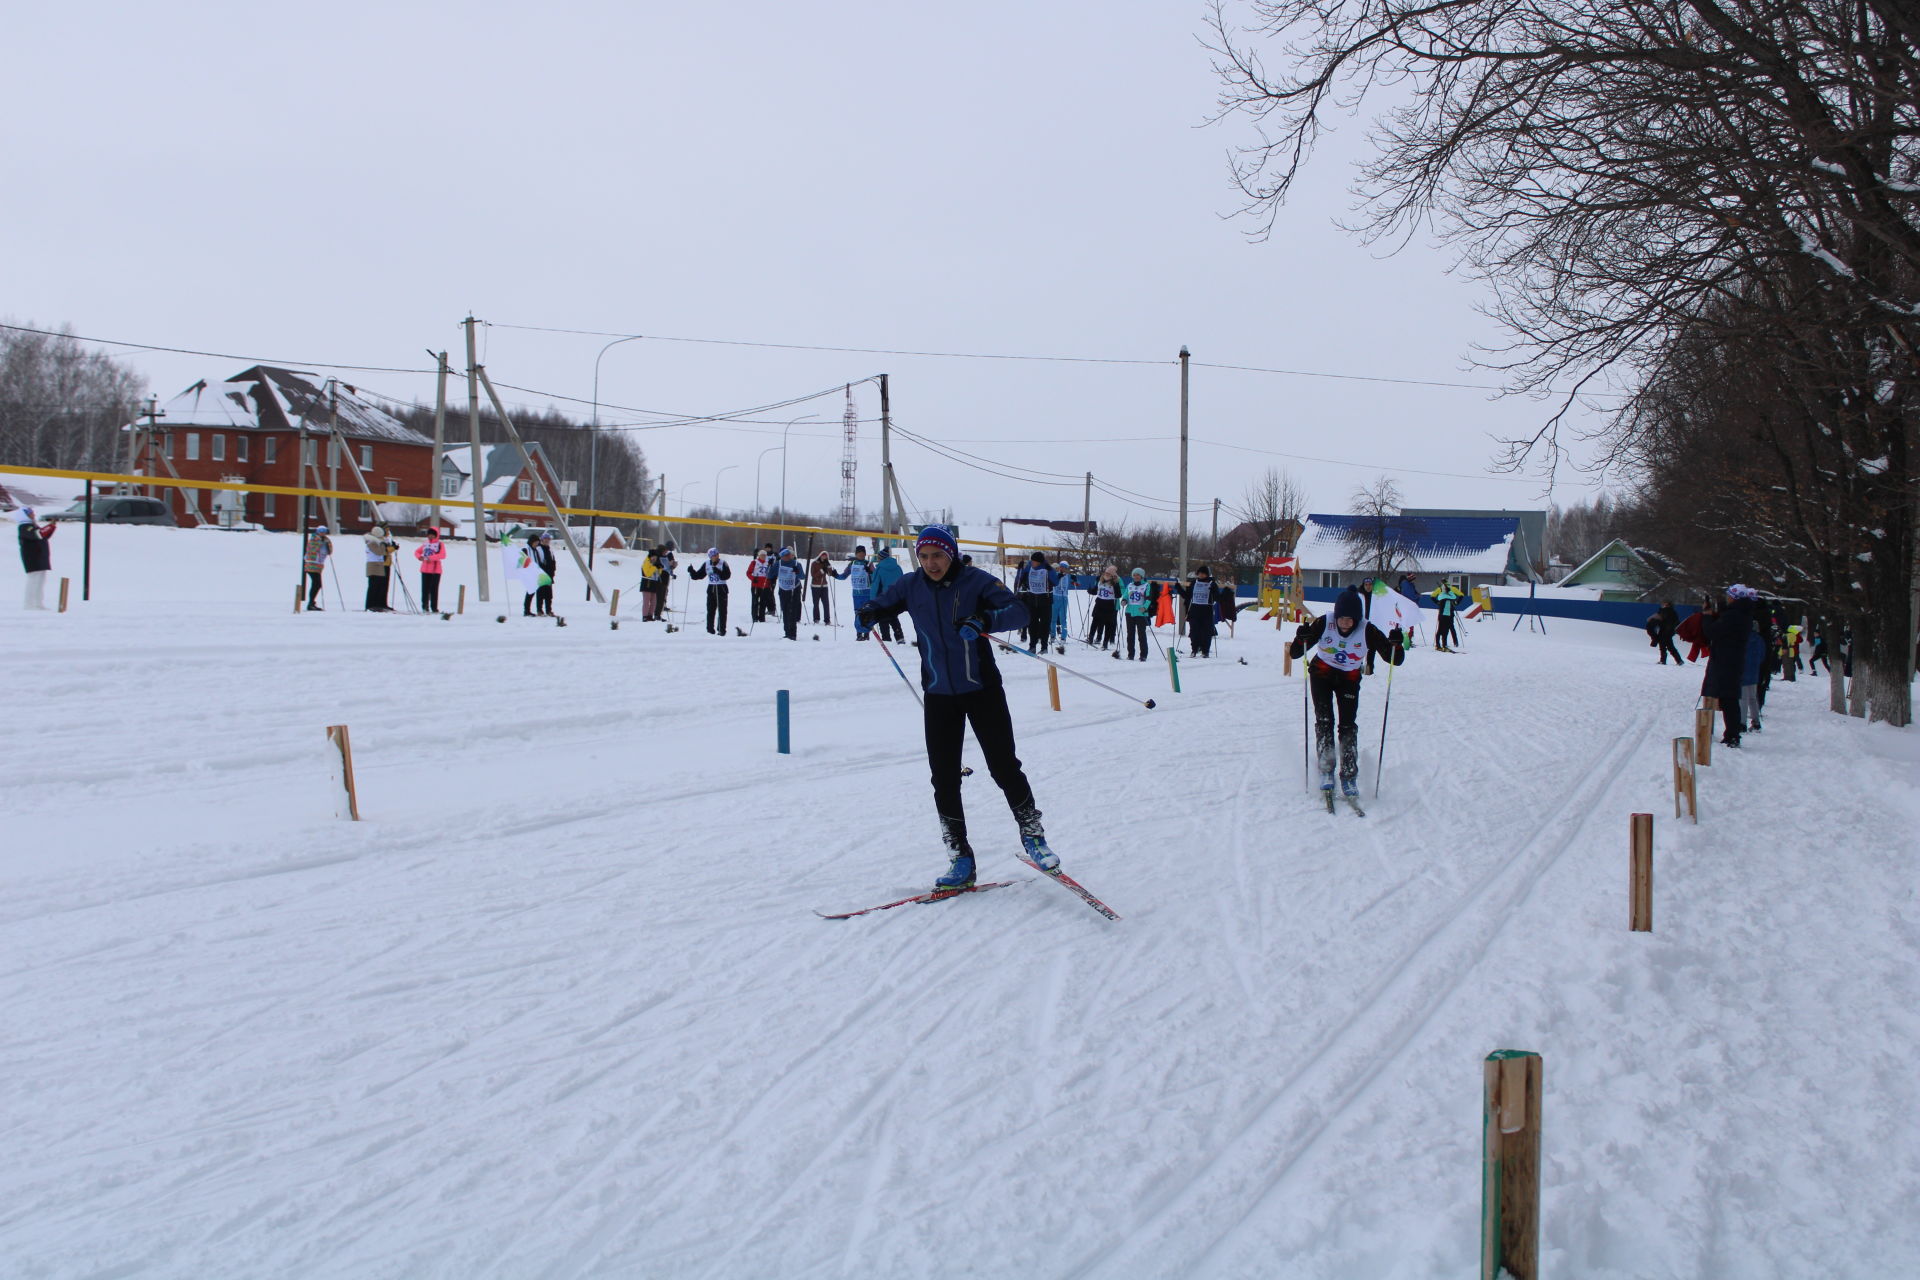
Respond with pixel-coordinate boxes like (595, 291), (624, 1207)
(1016, 854), (1120, 921)
(815, 881), (1016, 920)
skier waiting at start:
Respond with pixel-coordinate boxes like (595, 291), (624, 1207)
(858, 524), (1059, 891)
(1290, 586), (1406, 801)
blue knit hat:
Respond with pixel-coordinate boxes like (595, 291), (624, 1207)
(1333, 588), (1365, 624)
(916, 524), (960, 560)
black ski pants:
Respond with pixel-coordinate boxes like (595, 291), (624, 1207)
(365, 573), (389, 612)
(420, 572), (441, 613)
(535, 584), (554, 616)
(924, 678), (1035, 854)
(1435, 613), (1458, 649)
(1656, 634), (1682, 664)
(811, 584), (831, 622)
(1126, 613), (1150, 659)
(706, 585), (729, 634)
(1309, 667), (1362, 784)
(1189, 609), (1216, 657)
(305, 570), (324, 609)
(1089, 599), (1118, 648)
(779, 586), (802, 639)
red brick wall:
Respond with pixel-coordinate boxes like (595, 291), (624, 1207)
(149, 431), (435, 532)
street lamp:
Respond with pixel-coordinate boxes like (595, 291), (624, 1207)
(780, 414), (821, 521)
(754, 446), (782, 515)
(589, 333), (644, 599)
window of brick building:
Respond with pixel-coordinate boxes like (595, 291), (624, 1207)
(186, 433), (200, 461)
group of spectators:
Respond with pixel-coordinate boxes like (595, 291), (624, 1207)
(1655, 587), (1842, 748)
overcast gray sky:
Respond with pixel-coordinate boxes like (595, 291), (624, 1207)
(4, 0), (1614, 530)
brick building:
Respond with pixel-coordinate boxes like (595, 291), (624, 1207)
(130, 367), (437, 533)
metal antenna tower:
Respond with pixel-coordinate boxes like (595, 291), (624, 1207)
(838, 383), (858, 531)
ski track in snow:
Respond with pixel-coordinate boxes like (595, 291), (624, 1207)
(0, 527), (1915, 1278)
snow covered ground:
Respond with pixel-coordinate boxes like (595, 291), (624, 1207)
(3, 524), (1916, 1279)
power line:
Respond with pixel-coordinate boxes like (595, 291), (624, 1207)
(0, 322), (438, 376)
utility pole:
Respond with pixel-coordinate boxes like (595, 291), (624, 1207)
(1178, 346), (1190, 581)
(429, 350), (449, 530)
(464, 316), (490, 601)
(326, 379), (342, 534)
(878, 373), (893, 542)
(1083, 471), (1093, 562)
(1212, 497), (1220, 545)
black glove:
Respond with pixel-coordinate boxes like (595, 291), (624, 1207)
(1389, 625), (1404, 648)
(956, 611), (990, 642)
(857, 605), (880, 627)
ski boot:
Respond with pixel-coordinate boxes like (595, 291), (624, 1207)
(934, 851), (977, 892)
(1341, 776), (1359, 799)
(1319, 770), (1335, 793)
(1014, 806), (1060, 872)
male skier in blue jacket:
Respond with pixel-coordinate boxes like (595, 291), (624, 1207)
(860, 524), (1059, 890)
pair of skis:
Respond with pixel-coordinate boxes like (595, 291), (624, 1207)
(1322, 789), (1367, 818)
(818, 852), (1118, 922)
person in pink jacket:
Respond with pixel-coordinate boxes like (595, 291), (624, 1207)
(415, 528), (447, 613)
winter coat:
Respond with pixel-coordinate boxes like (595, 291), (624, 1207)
(532, 544), (557, 579)
(1122, 578), (1157, 617)
(1019, 563), (1059, 596)
(1431, 584), (1466, 617)
(641, 555), (668, 595)
(747, 556), (770, 587)
(1088, 572), (1121, 601)
(689, 558), (731, 585)
(834, 557), (874, 591)
(1654, 603), (1679, 639)
(865, 565), (1027, 695)
(303, 533), (332, 571)
(1288, 611), (1406, 683)
(871, 553), (903, 593)
(17, 521), (52, 574)
(809, 557), (832, 587)
(773, 556), (805, 592)
(416, 539), (446, 574)
(364, 532), (394, 577)
(1701, 599), (1755, 702)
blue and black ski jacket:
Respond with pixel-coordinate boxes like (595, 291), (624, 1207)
(866, 565), (1028, 695)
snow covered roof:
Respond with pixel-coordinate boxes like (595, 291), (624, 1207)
(1295, 513), (1527, 577)
(144, 368), (432, 446)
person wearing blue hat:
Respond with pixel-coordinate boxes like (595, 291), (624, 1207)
(1288, 585), (1406, 801)
(859, 524), (1060, 889)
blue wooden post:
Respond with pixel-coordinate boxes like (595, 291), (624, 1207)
(776, 689), (791, 754)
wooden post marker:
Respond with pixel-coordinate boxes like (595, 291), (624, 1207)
(457, 584), (467, 615)
(1283, 645), (1293, 677)
(294, 583), (304, 614)
(1671, 737), (1697, 822)
(1481, 1049), (1543, 1280)
(1630, 812), (1654, 931)
(609, 587), (621, 616)
(1047, 665), (1062, 711)
(58, 577), (70, 612)
(1694, 706), (1713, 767)
(325, 724), (361, 821)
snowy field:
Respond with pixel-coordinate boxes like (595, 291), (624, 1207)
(3, 524), (1917, 1279)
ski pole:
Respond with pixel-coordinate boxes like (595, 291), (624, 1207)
(1302, 656), (1312, 792)
(873, 633), (923, 707)
(1374, 647), (1398, 799)
(990, 637), (1157, 709)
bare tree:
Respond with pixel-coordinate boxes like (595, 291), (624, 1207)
(0, 322), (146, 472)
(1225, 466), (1306, 572)
(1340, 475), (1423, 575)
(1209, 0), (1918, 723)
